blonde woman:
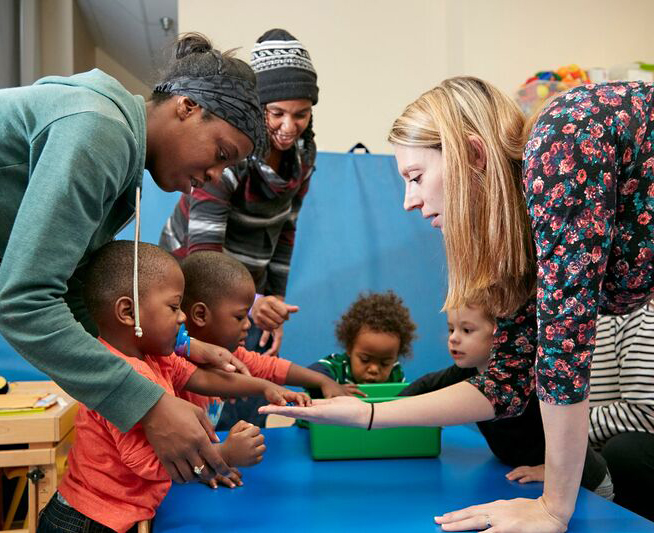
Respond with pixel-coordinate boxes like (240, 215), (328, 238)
(261, 77), (654, 532)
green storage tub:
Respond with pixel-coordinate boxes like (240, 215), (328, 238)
(308, 383), (441, 460)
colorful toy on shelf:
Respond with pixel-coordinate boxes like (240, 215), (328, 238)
(515, 64), (589, 117)
(555, 64), (589, 84)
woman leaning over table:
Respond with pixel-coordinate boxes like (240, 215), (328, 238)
(261, 78), (654, 532)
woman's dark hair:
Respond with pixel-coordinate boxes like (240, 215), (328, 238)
(336, 291), (417, 358)
(151, 32), (255, 106)
(300, 115), (316, 159)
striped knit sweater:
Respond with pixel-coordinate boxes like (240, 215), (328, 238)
(589, 302), (654, 447)
(159, 139), (315, 296)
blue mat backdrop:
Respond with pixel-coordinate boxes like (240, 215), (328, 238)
(0, 152), (451, 382)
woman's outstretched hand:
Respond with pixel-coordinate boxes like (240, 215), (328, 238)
(435, 496), (567, 533)
(259, 395), (370, 427)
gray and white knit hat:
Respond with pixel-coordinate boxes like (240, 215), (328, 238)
(250, 29), (318, 105)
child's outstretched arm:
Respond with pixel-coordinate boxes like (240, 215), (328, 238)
(285, 363), (365, 398)
(184, 368), (311, 406)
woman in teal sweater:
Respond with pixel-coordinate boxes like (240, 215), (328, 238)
(0, 33), (265, 484)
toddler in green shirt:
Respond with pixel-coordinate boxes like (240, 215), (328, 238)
(308, 291), (417, 396)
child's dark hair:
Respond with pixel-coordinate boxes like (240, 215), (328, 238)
(151, 32), (255, 111)
(336, 291), (417, 357)
(180, 251), (253, 312)
(83, 241), (179, 322)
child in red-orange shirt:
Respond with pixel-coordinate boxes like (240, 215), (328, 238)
(178, 251), (348, 431)
(38, 241), (308, 533)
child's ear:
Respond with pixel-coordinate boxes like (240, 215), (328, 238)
(190, 302), (210, 328)
(115, 296), (136, 327)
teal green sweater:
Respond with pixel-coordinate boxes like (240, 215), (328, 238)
(0, 69), (163, 432)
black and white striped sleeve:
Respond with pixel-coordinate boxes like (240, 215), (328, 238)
(589, 306), (654, 447)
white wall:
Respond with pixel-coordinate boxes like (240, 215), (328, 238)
(452, 0), (654, 96)
(95, 47), (151, 98)
(32, 0), (150, 97)
(179, 0), (654, 154)
(40, 0), (74, 77)
(0, 0), (20, 88)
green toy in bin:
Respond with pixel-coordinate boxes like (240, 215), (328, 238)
(308, 383), (441, 460)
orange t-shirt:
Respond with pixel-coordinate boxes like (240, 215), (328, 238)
(58, 339), (196, 533)
(179, 345), (292, 410)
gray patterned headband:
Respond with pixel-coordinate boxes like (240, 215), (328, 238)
(154, 75), (268, 158)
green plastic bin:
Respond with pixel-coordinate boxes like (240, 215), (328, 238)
(308, 383), (441, 460)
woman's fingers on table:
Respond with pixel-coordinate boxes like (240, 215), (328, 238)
(435, 498), (567, 533)
(436, 515), (494, 532)
(435, 502), (491, 530)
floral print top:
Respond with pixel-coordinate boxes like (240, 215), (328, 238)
(469, 82), (654, 417)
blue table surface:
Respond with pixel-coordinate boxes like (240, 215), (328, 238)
(153, 425), (654, 533)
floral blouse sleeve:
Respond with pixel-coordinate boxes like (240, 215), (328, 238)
(472, 82), (654, 416)
(522, 82), (652, 406)
(468, 297), (538, 418)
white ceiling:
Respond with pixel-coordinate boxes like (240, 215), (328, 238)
(77, 0), (178, 83)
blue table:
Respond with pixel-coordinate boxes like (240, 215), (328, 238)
(153, 426), (654, 532)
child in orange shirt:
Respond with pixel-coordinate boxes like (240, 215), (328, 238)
(38, 241), (308, 533)
(179, 251), (349, 430)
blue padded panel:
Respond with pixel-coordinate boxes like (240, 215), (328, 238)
(282, 152), (450, 379)
(1, 155), (451, 381)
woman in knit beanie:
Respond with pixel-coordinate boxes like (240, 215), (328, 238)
(160, 28), (318, 369)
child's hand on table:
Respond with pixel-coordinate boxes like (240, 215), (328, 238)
(203, 466), (243, 489)
(263, 384), (312, 406)
(221, 420), (266, 466)
(320, 381), (367, 399)
(506, 464), (545, 484)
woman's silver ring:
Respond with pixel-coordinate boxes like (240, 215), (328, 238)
(193, 464), (205, 476)
(485, 514), (492, 528)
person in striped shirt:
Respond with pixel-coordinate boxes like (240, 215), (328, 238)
(506, 300), (654, 521)
(308, 291), (416, 392)
(588, 300), (654, 520)
(160, 29), (319, 358)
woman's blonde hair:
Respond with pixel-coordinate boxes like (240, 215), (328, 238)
(388, 76), (536, 318)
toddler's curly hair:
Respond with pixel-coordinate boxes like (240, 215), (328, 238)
(336, 291), (417, 357)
